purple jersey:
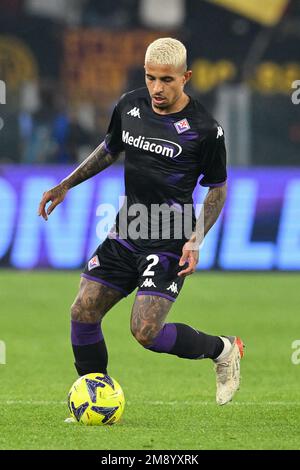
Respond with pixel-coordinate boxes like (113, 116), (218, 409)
(105, 87), (227, 254)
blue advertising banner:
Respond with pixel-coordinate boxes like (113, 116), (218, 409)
(0, 165), (299, 270)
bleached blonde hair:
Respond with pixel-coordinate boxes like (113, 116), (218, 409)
(145, 38), (187, 71)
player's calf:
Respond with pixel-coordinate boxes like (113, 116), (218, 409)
(130, 295), (225, 359)
(130, 295), (172, 348)
(70, 277), (123, 376)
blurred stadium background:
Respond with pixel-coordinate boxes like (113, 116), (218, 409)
(1, 0), (300, 451)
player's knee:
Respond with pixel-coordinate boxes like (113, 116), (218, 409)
(70, 297), (85, 322)
(130, 323), (159, 348)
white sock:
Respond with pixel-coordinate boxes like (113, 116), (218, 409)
(215, 337), (232, 361)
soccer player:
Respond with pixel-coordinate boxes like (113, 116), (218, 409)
(38, 38), (244, 406)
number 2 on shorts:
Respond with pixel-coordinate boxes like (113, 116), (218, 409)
(143, 254), (159, 276)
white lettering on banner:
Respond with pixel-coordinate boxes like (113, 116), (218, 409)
(219, 179), (275, 269)
(277, 181), (300, 269)
(1, 173), (300, 270)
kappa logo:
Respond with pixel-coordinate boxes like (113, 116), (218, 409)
(216, 126), (224, 139)
(166, 282), (178, 294)
(174, 118), (190, 134)
(141, 278), (157, 288)
(88, 255), (100, 271)
(127, 107), (141, 119)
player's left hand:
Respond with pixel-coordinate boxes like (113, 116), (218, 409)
(178, 242), (199, 277)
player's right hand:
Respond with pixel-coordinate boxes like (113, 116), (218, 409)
(38, 183), (69, 221)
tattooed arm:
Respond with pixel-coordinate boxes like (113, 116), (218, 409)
(38, 142), (120, 220)
(202, 183), (227, 237)
(178, 183), (227, 277)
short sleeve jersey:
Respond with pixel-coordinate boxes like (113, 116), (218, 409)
(105, 87), (227, 254)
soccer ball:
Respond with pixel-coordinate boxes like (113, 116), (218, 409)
(67, 373), (125, 425)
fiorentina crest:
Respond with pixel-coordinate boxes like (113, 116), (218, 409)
(174, 118), (190, 134)
(88, 255), (100, 271)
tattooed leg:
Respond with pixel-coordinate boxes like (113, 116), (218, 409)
(130, 295), (173, 347)
(71, 277), (123, 375)
(71, 277), (123, 323)
(131, 295), (224, 359)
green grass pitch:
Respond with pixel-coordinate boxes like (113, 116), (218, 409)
(0, 271), (299, 450)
